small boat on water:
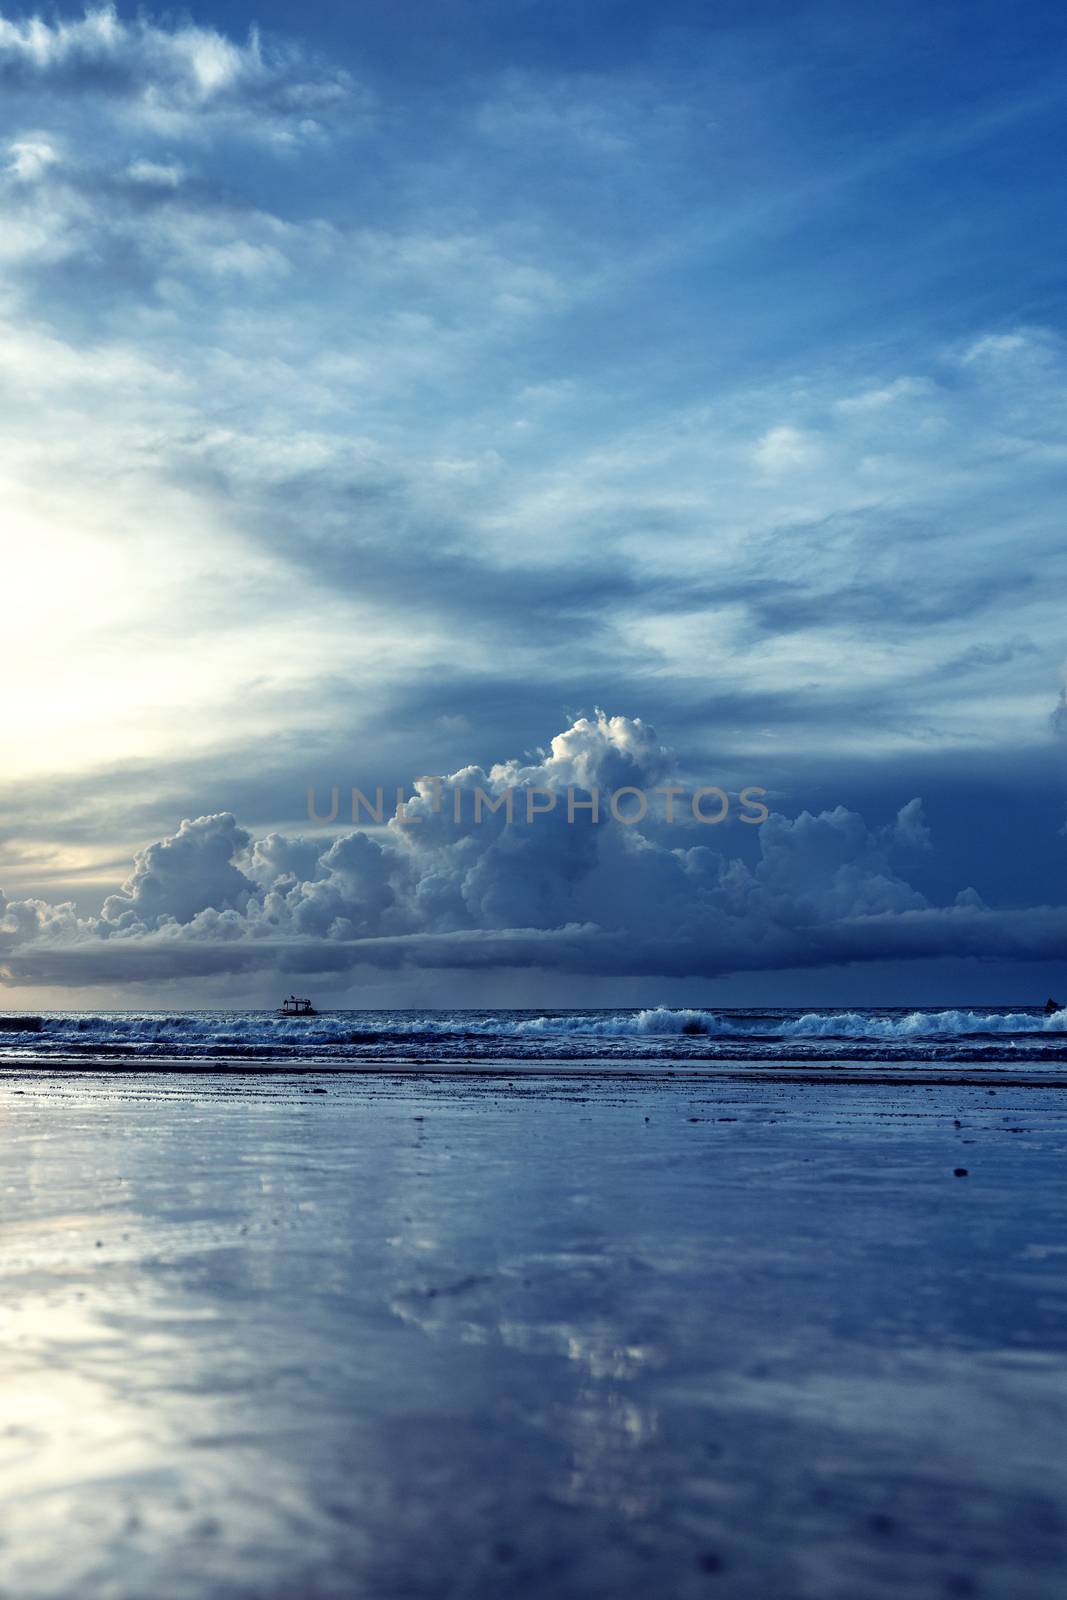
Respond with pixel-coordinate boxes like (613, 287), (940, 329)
(279, 995), (317, 1017)
(1045, 997), (1063, 1016)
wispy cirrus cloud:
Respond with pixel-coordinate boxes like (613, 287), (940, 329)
(0, 5), (363, 141)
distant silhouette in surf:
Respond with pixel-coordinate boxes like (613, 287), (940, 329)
(280, 996), (317, 1016)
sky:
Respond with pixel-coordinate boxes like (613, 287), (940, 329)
(0, 0), (1065, 1009)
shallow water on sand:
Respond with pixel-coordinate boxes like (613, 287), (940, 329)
(2, 1069), (1066, 1599)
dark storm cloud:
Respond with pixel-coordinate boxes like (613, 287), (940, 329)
(3, 712), (1064, 993)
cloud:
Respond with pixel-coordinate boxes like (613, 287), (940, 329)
(101, 813), (255, 927)
(890, 797), (931, 851)
(474, 69), (697, 159)
(0, 0), (1065, 992)
(753, 424), (820, 474)
(1, 712), (1063, 992)
(1052, 677), (1067, 739)
(833, 377), (933, 414)
(6, 131), (57, 178)
(126, 157), (182, 186)
(0, 6), (360, 142)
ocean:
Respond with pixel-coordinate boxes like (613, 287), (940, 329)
(2, 1003), (1066, 1070)
(4, 1009), (1067, 1597)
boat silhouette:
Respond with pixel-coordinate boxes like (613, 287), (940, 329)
(279, 995), (317, 1017)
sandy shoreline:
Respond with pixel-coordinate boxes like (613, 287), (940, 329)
(2, 1070), (1066, 1598)
(4, 1055), (1067, 1088)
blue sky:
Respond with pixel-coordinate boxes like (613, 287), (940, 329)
(0, 1), (1065, 1007)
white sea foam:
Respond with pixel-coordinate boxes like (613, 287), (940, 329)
(510, 1006), (1067, 1039)
(16, 1004), (1065, 1049)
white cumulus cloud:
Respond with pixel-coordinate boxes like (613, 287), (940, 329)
(3, 711), (1062, 994)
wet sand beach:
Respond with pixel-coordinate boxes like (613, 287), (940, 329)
(2, 1065), (1066, 1599)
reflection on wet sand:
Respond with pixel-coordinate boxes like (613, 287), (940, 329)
(2, 1070), (1067, 1598)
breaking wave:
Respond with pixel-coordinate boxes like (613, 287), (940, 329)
(777, 1008), (1067, 1038)
(0, 1004), (1063, 1057)
(509, 1006), (1067, 1039)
